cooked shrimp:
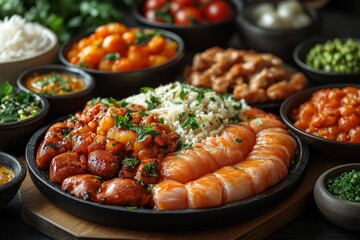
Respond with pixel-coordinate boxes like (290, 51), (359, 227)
(160, 124), (256, 183)
(152, 125), (297, 210)
(249, 117), (286, 133)
(152, 180), (188, 210)
(185, 174), (223, 209)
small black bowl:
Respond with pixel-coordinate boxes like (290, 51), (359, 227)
(17, 64), (95, 118)
(237, 0), (321, 63)
(293, 36), (360, 84)
(0, 88), (49, 156)
(0, 151), (26, 208)
(280, 83), (360, 157)
(59, 29), (185, 99)
(132, 0), (242, 52)
(314, 163), (360, 231)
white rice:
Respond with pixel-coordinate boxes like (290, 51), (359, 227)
(0, 15), (52, 62)
(125, 82), (250, 145)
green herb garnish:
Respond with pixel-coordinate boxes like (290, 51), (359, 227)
(0, 81), (41, 123)
(122, 158), (140, 167)
(327, 169), (360, 202)
(142, 162), (159, 177)
(181, 115), (199, 130)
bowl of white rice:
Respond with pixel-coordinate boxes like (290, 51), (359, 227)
(0, 15), (59, 86)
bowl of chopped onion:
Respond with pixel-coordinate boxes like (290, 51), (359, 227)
(314, 163), (360, 231)
(0, 81), (49, 156)
(0, 15), (59, 86)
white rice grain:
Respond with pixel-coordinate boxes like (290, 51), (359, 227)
(125, 82), (250, 145)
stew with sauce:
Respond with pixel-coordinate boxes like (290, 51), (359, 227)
(26, 72), (85, 96)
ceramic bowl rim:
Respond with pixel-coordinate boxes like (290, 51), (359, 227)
(132, 0), (242, 30)
(280, 83), (360, 147)
(0, 26), (58, 65)
(0, 151), (26, 191)
(58, 28), (185, 75)
(293, 36), (360, 77)
(0, 87), (49, 129)
(17, 64), (95, 100)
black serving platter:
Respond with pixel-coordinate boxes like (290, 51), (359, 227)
(25, 123), (309, 231)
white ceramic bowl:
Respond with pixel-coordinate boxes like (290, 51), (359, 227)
(0, 26), (59, 86)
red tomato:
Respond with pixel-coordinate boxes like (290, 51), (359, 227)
(170, 0), (195, 15)
(174, 6), (202, 25)
(144, 0), (167, 11)
(203, 0), (232, 22)
(144, 9), (169, 23)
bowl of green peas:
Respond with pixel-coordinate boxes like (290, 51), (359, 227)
(0, 81), (49, 156)
(293, 36), (360, 84)
(314, 163), (360, 231)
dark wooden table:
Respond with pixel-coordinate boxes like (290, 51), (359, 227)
(1, 1), (360, 239)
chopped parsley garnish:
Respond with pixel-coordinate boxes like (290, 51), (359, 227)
(101, 97), (118, 106)
(114, 114), (134, 129)
(146, 184), (156, 195)
(135, 124), (158, 142)
(135, 29), (162, 45)
(122, 158), (140, 167)
(181, 115), (199, 130)
(143, 162), (159, 177)
(235, 138), (243, 143)
(104, 53), (120, 61)
(145, 95), (160, 110)
(180, 142), (193, 149)
(140, 87), (155, 94)
(0, 81), (42, 122)
(61, 128), (72, 138)
(328, 170), (360, 202)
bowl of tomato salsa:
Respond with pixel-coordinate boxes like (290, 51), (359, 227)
(280, 84), (360, 157)
(132, 0), (242, 52)
(17, 64), (95, 118)
(58, 23), (185, 99)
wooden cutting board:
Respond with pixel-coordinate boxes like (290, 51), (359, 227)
(19, 151), (350, 240)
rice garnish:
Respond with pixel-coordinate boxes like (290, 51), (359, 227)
(125, 82), (250, 145)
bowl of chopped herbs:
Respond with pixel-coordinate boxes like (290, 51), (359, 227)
(0, 81), (49, 156)
(293, 36), (360, 84)
(314, 163), (360, 231)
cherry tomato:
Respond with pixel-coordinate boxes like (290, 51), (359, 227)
(144, 9), (169, 23)
(174, 6), (202, 25)
(144, 0), (167, 11)
(170, 0), (195, 15)
(203, 0), (232, 22)
(101, 34), (127, 55)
